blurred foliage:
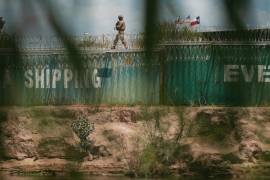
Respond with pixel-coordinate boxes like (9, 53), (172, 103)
(0, 0), (257, 179)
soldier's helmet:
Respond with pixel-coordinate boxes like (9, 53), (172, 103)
(118, 15), (124, 20)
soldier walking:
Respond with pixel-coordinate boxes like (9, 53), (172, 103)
(112, 15), (127, 49)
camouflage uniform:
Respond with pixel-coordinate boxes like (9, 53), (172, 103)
(112, 15), (127, 49)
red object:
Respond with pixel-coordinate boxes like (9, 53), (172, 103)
(191, 20), (199, 26)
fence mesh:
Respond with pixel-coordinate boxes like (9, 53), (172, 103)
(1, 28), (270, 50)
(0, 33), (144, 50)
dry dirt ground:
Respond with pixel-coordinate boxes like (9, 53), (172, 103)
(0, 106), (270, 179)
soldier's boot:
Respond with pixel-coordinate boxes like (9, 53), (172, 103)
(111, 38), (118, 49)
(111, 41), (118, 49)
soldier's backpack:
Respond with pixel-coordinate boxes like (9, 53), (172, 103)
(116, 21), (125, 31)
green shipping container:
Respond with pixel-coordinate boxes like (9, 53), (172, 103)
(164, 44), (270, 106)
(0, 44), (270, 106)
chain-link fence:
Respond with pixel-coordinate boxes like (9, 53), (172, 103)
(158, 22), (270, 42)
(0, 33), (144, 50)
(1, 28), (270, 50)
(159, 29), (253, 42)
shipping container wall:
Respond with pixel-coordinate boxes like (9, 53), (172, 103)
(0, 52), (160, 105)
(164, 45), (270, 106)
(1, 44), (270, 106)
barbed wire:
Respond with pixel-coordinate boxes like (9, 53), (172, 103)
(0, 33), (144, 50)
(1, 27), (270, 49)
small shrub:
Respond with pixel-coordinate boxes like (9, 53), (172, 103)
(138, 143), (167, 177)
(128, 110), (191, 178)
(71, 115), (95, 152)
(135, 136), (192, 178)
